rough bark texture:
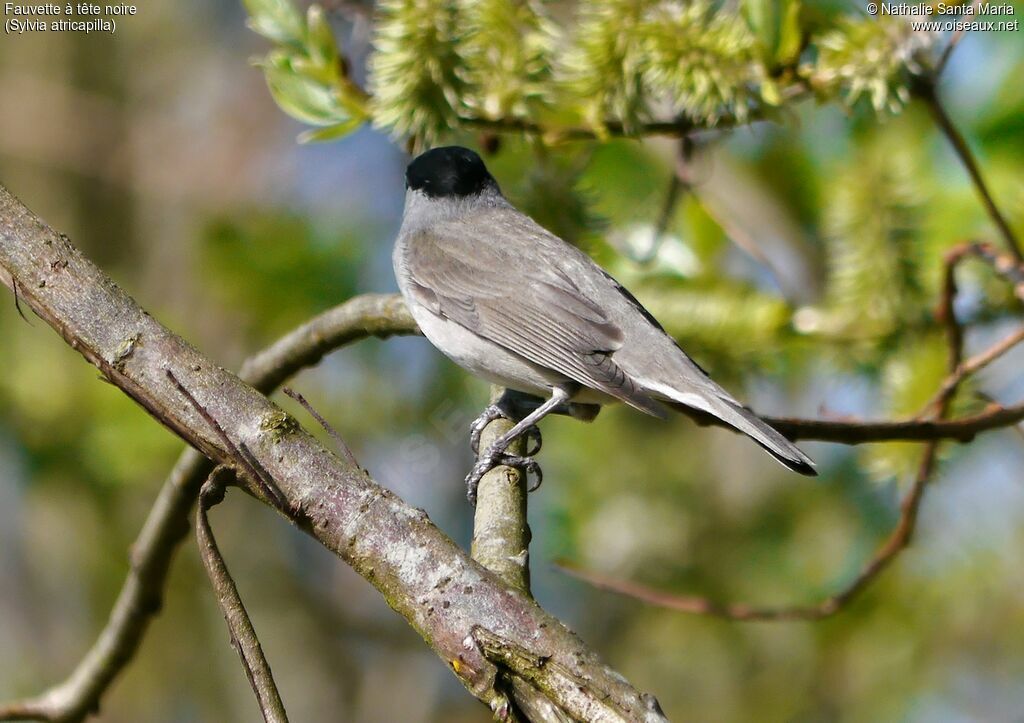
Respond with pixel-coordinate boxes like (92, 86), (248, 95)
(0, 185), (665, 721)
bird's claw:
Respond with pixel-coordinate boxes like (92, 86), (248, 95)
(465, 450), (544, 505)
(465, 459), (489, 506)
(521, 425), (542, 457)
(469, 403), (507, 455)
(470, 407), (542, 457)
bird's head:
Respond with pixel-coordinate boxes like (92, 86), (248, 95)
(405, 146), (498, 199)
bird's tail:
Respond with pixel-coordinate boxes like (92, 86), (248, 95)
(666, 398), (817, 477)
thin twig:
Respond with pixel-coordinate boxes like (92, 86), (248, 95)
(934, 0), (983, 76)
(918, 82), (1023, 261)
(195, 471), (290, 723)
(975, 391), (1024, 443)
(11, 277), (30, 324)
(764, 400), (1024, 444)
(921, 324), (1024, 415)
(918, 241), (1024, 413)
(942, 241), (1024, 300)
(464, 116), (698, 141)
(283, 387), (360, 469)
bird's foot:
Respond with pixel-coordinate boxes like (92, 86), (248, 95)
(466, 449), (544, 505)
(469, 403), (505, 455)
(469, 406), (542, 456)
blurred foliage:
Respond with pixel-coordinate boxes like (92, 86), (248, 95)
(370, 0), (469, 143)
(820, 128), (927, 343)
(560, 0), (654, 133)
(3, 0), (1024, 721)
(864, 331), (979, 483)
(459, 0), (559, 121)
(634, 277), (793, 363)
(641, 1), (764, 124)
(201, 212), (366, 338)
(246, 0), (941, 144)
(809, 15), (926, 113)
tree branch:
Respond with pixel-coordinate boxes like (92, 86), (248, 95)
(471, 627), (664, 722)
(238, 293), (417, 391)
(922, 324), (1024, 415)
(461, 83), (808, 142)
(471, 388), (533, 597)
(0, 186), (665, 720)
(194, 472), (289, 723)
(764, 402), (1024, 444)
(0, 295), (416, 723)
(469, 388), (573, 722)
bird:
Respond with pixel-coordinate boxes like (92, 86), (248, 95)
(392, 145), (816, 503)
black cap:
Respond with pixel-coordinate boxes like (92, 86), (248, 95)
(406, 146), (496, 198)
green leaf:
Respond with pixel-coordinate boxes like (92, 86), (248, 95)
(261, 57), (345, 125)
(290, 54), (340, 88)
(244, 1), (370, 142)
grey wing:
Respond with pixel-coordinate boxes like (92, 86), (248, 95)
(404, 221), (665, 416)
